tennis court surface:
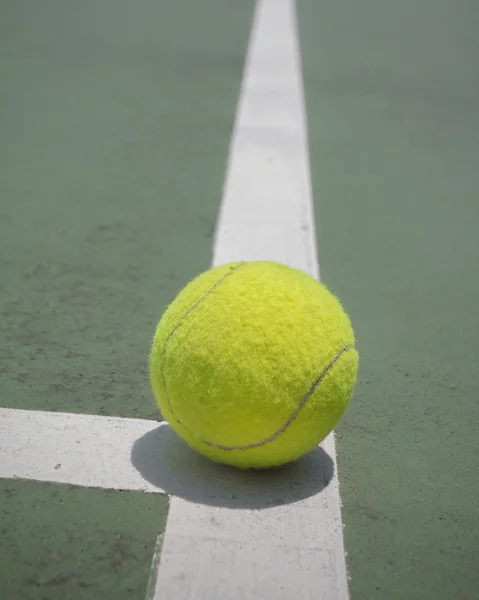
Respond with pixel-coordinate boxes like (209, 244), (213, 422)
(1, 0), (478, 598)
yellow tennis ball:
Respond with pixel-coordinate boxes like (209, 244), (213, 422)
(149, 261), (358, 469)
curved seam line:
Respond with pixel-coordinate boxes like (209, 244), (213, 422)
(161, 262), (246, 417)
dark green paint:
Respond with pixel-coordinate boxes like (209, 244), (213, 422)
(0, 0), (255, 419)
(299, 0), (479, 598)
(0, 479), (169, 599)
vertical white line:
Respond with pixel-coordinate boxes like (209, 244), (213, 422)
(153, 1), (349, 599)
(213, 0), (319, 281)
(145, 535), (165, 600)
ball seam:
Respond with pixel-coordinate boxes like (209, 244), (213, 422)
(161, 262), (247, 422)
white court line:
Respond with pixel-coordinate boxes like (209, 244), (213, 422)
(0, 405), (348, 600)
(153, 0), (349, 598)
(0, 408), (164, 492)
(0, 1), (349, 598)
(145, 535), (165, 600)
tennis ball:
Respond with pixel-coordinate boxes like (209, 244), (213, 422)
(149, 261), (358, 469)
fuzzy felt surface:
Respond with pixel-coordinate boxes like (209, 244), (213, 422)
(150, 261), (358, 469)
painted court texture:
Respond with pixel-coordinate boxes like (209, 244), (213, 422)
(1, 0), (478, 598)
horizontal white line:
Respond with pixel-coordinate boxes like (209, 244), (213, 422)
(0, 403), (347, 600)
(0, 408), (345, 563)
(0, 407), (165, 493)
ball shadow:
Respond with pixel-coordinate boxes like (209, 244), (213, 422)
(131, 424), (334, 509)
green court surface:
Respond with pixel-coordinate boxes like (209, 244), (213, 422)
(0, 0), (254, 419)
(0, 479), (169, 599)
(1, 0), (478, 598)
(299, 0), (479, 597)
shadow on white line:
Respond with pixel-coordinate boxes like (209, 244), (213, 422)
(131, 424), (334, 509)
